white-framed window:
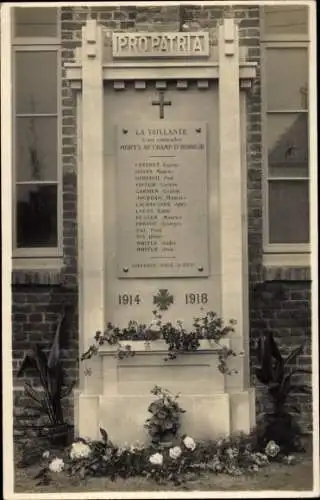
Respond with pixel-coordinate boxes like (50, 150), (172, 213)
(261, 5), (310, 265)
(12, 6), (62, 262)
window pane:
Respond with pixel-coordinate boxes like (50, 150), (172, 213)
(16, 117), (57, 182)
(267, 113), (308, 177)
(14, 7), (58, 38)
(16, 184), (58, 248)
(269, 180), (309, 243)
(266, 48), (308, 111)
(263, 6), (308, 35)
(15, 51), (57, 114)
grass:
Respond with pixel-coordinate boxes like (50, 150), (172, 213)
(14, 437), (314, 494)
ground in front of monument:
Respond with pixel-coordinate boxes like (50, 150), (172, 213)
(14, 436), (313, 493)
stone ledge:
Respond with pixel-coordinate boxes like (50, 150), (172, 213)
(263, 266), (311, 282)
(98, 338), (230, 356)
(12, 269), (63, 286)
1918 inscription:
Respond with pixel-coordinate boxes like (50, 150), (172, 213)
(116, 122), (209, 278)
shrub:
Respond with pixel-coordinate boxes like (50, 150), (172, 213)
(254, 331), (311, 453)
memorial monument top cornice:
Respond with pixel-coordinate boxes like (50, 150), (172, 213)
(65, 19), (257, 86)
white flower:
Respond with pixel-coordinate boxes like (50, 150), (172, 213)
(265, 440), (280, 458)
(213, 461), (223, 472)
(226, 447), (239, 459)
(169, 446), (182, 460)
(253, 452), (269, 465)
(183, 436), (196, 451)
(176, 320), (184, 331)
(209, 458), (222, 472)
(148, 319), (160, 330)
(49, 457), (64, 473)
(149, 452), (163, 466)
(42, 451), (50, 459)
(233, 467), (243, 476)
(282, 454), (295, 465)
(70, 441), (91, 460)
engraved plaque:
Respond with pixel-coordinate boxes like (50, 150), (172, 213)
(116, 122), (209, 278)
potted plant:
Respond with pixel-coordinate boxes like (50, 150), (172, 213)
(144, 385), (186, 448)
(17, 308), (75, 446)
(254, 330), (311, 453)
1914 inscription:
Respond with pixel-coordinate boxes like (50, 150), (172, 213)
(116, 122), (209, 278)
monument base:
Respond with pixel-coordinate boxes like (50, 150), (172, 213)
(74, 341), (256, 444)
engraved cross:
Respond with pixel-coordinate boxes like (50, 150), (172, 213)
(152, 91), (172, 119)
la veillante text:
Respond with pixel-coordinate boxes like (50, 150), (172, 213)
(120, 129), (204, 152)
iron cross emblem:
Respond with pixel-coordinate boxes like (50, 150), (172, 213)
(153, 289), (174, 311)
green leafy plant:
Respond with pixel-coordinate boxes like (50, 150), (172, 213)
(144, 386), (186, 446)
(30, 428), (295, 488)
(254, 331), (311, 453)
(81, 310), (239, 375)
(162, 311), (238, 374)
(16, 439), (49, 469)
(17, 308), (75, 427)
(80, 321), (138, 363)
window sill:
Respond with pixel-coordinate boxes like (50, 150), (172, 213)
(263, 253), (311, 281)
(263, 252), (311, 267)
(12, 257), (64, 285)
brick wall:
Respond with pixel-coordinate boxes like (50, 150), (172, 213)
(12, 4), (312, 439)
(250, 280), (312, 432)
(12, 286), (78, 439)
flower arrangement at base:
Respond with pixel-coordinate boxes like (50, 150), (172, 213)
(31, 426), (299, 487)
(81, 309), (239, 375)
(28, 382), (303, 487)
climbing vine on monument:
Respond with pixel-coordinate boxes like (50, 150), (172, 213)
(80, 309), (241, 375)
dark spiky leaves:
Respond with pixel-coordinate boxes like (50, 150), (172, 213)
(17, 310), (74, 426)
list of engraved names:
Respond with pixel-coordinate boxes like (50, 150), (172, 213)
(117, 122), (209, 278)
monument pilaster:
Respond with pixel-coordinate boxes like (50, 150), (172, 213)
(75, 20), (105, 438)
(218, 19), (250, 393)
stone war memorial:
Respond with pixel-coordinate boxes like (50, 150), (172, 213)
(65, 16), (258, 444)
(5, 3), (315, 495)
